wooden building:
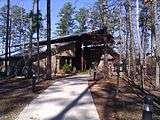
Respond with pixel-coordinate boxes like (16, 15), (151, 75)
(0, 28), (119, 76)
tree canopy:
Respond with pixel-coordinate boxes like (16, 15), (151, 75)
(56, 2), (75, 36)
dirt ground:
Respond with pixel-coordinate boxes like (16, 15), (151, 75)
(1, 74), (160, 120)
(0, 76), (60, 120)
(89, 75), (160, 120)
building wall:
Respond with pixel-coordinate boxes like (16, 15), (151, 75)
(51, 56), (57, 75)
(33, 55), (57, 75)
(33, 48), (75, 75)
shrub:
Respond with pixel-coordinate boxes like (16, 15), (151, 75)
(62, 64), (72, 74)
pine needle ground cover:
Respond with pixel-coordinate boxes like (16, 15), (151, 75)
(0, 77), (52, 120)
(89, 76), (160, 120)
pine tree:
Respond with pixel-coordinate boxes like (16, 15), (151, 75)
(56, 2), (75, 36)
(75, 8), (88, 33)
(90, 1), (103, 29)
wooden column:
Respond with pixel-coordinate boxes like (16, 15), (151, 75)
(75, 40), (82, 70)
(81, 44), (84, 71)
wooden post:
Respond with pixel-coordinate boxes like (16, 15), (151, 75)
(81, 43), (84, 71)
(75, 40), (82, 71)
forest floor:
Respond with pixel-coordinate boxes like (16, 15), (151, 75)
(89, 75), (160, 120)
(0, 75), (68, 120)
(1, 73), (160, 120)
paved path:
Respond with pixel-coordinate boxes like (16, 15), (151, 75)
(16, 74), (100, 120)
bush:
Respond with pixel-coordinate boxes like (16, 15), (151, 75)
(62, 64), (72, 74)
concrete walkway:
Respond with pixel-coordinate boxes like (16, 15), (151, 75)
(16, 74), (100, 120)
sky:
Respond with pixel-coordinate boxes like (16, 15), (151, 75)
(0, 0), (96, 54)
(0, 0), (96, 37)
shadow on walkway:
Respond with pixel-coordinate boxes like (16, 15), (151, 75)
(49, 77), (98, 120)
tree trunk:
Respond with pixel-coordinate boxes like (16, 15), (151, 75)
(136, 0), (146, 88)
(8, 6), (12, 76)
(117, 4), (123, 95)
(154, 0), (160, 88)
(9, 8), (12, 59)
(28, 0), (35, 77)
(156, 62), (160, 87)
(124, 5), (130, 76)
(5, 0), (10, 75)
(124, 2), (130, 76)
(127, 0), (136, 79)
(99, 0), (110, 79)
(46, 0), (52, 79)
(37, 0), (40, 81)
(98, 0), (109, 29)
(103, 50), (109, 79)
(150, 1), (156, 57)
(20, 0), (23, 54)
(151, 25), (154, 57)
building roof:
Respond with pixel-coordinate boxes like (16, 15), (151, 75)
(0, 41), (75, 60)
(11, 28), (114, 48)
(0, 28), (115, 60)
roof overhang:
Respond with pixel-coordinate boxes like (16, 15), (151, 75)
(11, 28), (114, 48)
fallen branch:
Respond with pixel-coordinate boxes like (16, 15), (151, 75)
(122, 75), (160, 109)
